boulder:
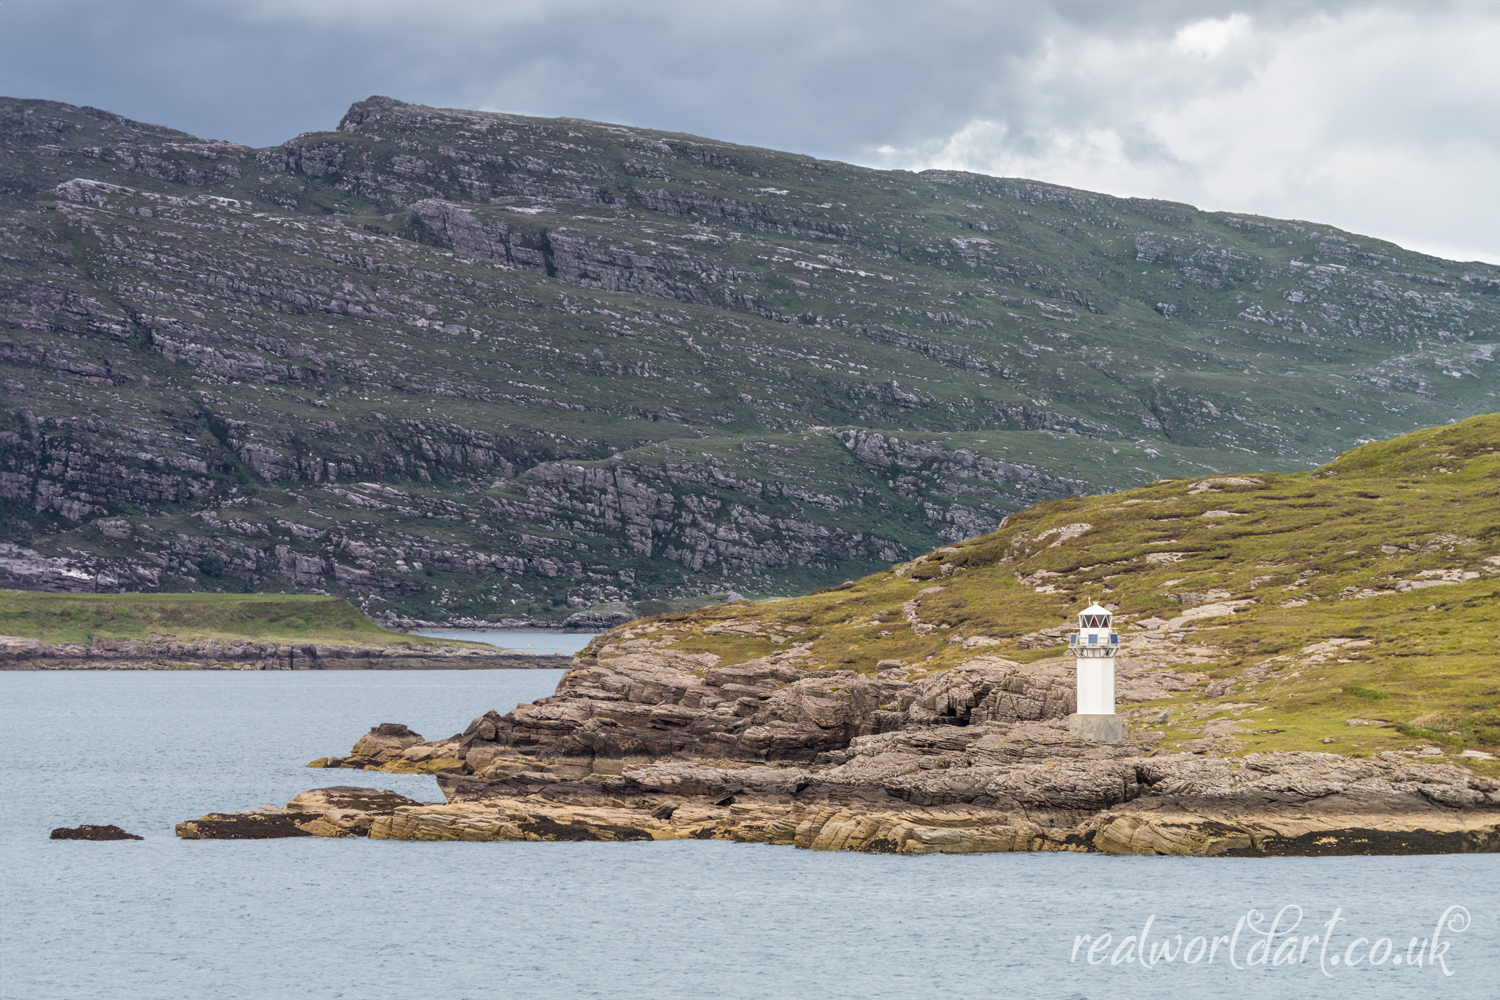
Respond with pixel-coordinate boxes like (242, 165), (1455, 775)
(336, 723), (425, 766)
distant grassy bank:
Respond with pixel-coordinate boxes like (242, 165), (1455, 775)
(0, 591), (473, 648)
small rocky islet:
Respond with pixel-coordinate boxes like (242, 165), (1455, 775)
(179, 632), (1500, 856)
(50, 824), (144, 841)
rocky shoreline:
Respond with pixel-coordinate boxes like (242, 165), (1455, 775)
(0, 635), (568, 670)
(176, 630), (1500, 855)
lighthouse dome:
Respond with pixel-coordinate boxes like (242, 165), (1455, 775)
(1078, 603), (1112, 629)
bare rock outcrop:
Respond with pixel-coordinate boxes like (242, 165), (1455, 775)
(897, 658), (1075, 723)
(176, 787), (421, 839)
(196, 733), (1500, 854)
(313, 637), (1096, 776)
(350, 723), (425, 763)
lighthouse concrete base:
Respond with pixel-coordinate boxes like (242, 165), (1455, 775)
(1069, 713), (1124, 743)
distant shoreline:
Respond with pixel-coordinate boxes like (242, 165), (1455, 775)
(0, 635), (571, 671)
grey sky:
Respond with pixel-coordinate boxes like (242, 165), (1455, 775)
(3, 0), (1497, 263)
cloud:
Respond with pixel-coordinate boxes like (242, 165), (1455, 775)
(1173, 13), (1252, 58)
(871, 2), (1500, 264)
(0, 0), (1495, 262)
(0, 1), (1294, 149)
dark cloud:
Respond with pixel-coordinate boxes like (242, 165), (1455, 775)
(0, 0), (1328, 148)
(2, 0), (1495, 261)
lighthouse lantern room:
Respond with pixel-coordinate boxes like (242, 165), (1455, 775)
(1066, 601), (1124, 742)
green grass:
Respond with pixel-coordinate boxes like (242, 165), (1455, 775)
(0, 590), (433, 646)
(622, 415), (1500, 763)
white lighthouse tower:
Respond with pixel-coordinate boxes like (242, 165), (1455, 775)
(1067, 602), (1123, 742)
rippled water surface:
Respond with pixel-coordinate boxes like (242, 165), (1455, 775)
(2, 671), (1496, 1000)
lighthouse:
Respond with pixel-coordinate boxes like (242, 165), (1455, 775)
(1067, 602), (1123, 742)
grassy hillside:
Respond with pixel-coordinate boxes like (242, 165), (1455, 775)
(620, 415), (1500, 766)
(0, 591), (436, 646)
(2, 96), (1497, 619)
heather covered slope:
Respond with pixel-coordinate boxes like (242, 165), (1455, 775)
(611, 415), (1500, 765)
(2, 95), (1498, 620)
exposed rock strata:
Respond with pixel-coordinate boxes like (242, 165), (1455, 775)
(0, 635), (565, 670)
(196, 729), (1500, 855)
(384, 746), (1500, 856)
(177, 787), (420, 839)
(312, 638), (1101, 772)
(183, 636), (1500, 855)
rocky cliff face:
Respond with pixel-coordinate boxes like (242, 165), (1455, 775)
(3, 95), (1498, 620)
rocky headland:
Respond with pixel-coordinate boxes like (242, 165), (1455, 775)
(175, 421), (1500, 853)
(0, 634), (565, 670)
(178, 631), (1500, 855)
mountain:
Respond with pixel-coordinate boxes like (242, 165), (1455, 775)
(2, 95), (1497, 622)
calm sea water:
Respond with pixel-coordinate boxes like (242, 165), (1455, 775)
(1, 671), (1495, 1000)
(412, 629), (599, 655)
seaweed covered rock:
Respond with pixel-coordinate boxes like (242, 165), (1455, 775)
(50, 824), (143, 841)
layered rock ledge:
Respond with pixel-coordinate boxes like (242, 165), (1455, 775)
(177, 788), (422, 839)
(0, 635), (566, 670)
(179, 636), (1500, 855)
